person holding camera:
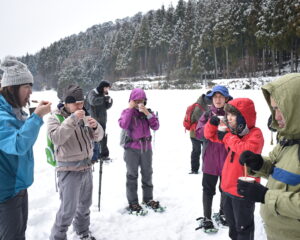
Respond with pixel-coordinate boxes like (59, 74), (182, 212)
(0, 56), (51, 239)
(118, 88), (160, 214)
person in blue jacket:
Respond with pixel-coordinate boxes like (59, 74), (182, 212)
(0, 56), (51, 239)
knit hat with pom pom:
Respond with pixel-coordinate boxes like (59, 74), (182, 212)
(0, 56), (33, 88)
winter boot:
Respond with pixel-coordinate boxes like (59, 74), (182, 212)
(143, 200), (166, 212)
(79, 232), (96, 240)
(213, 212), (228, 227)
(196, 217), (218, 233)
(128, 203), (147, 216)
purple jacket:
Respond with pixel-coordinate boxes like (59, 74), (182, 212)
(118, 88), (159, 150)
(195, 105), (227, 176)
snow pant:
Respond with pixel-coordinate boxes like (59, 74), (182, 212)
(190, 137), (202, 172)
(222, 192), (255, 240)
(202, 173), (224, 219)
(50, 169), (93, 240)
(0, 189), (28, 240)
(124, 148), (153, 204)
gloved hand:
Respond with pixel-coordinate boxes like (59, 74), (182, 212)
(239, 150), (263, 171)
(237, 180), (268, 203)
(105, 96), (112, 103)
(210, 116), (220, 126)
(217, 131), (227, 140)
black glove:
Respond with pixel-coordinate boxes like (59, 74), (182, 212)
(239, 150), (263, 171)
(209, 116), (220, 126)
(237, 180), (268, 203)
(104, 96), (111, 103)
(217, 131), (227, 140)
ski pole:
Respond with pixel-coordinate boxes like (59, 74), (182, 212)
(98, 158), (103, 212)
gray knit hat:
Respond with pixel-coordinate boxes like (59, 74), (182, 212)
(0, 56), (34, 88)
(63, 84), (84, 103)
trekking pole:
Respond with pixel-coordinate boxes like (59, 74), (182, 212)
(98, 158), (103, 212)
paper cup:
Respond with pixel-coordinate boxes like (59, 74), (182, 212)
(138, 103), (144, 112)
(83, 116), (90, 127)
(238, 176), (255, 183)
(218, 125), (227, 132)
(218, 116), (225, 121)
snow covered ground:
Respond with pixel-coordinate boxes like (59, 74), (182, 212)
(26, 88), (273, 240)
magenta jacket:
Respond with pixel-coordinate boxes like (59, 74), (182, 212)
(195, 105), (228, 176)
(118, 88), (159, 150)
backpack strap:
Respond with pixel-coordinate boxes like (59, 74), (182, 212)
(55, 114), (65, 123)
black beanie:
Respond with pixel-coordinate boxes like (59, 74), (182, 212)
(63, 84), (84, 103)
(97, 80), (111, 93)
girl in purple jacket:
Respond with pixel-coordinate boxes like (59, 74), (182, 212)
(118, 88), (160, 214)
(195, 85), (232, 232)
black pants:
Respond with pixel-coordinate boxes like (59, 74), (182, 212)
(92, 134), (109, 161)
(0, 189), (28, 240)
(202, 173), (224, 219)
(99, 134), (109, 158)
(190, 137), (202, 172)
(222, 192), (255, 240)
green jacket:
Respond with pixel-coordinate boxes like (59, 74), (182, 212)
(190, 94), (211, 139)
(256, 73), (300, 240)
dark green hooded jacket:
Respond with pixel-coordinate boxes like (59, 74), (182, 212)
(256, 73), (300, 240)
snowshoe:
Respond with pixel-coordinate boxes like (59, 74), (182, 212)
(79, 232), (96, 240)
(213, 212), (228, 227)
(142, 200), (166, 213)
(126, 203), (148, 216)
(100, 156), (113, 163)
(195, 217), (218, 233)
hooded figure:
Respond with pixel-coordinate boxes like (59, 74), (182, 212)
(204, 98), (264, 240)
(86, 80), (113, 161)
(118, 88), (161, 214)
(188, 91), (212, 174)
(238, 73), (300, 240)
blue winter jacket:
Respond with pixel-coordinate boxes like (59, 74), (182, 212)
(0, 95), (43, 203)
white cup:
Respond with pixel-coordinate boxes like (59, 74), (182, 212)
(83, 116), (90, 127)
(218, 116), (225, 122)
(218, 125), (227, 132)
(138, 103), (144, 112)
(238, 176), (255, 183)
(217, 116), (227, 131)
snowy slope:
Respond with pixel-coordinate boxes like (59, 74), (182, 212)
(26, 89), (272, 240)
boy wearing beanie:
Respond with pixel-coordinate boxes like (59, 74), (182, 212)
(0, 56), (51, 239)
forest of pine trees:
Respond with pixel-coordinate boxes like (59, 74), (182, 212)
(17, 0), (300, 92)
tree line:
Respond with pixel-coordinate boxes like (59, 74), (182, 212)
(17, 0), (299, 92)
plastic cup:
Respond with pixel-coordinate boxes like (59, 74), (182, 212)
(218, 116), (225, 122)
(218, 125), (227, 132)
(138, 103), (144, 112)
(83, 116), (90, 127)
(238, 176), (255, 183)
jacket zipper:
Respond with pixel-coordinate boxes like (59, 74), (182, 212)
(74, 130), (83, 152)
(80, 127), (89, 156)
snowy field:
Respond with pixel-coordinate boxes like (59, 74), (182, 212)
(26, 89), (272, 240)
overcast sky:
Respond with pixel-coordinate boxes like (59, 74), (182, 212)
(0, 0), (177, 59)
